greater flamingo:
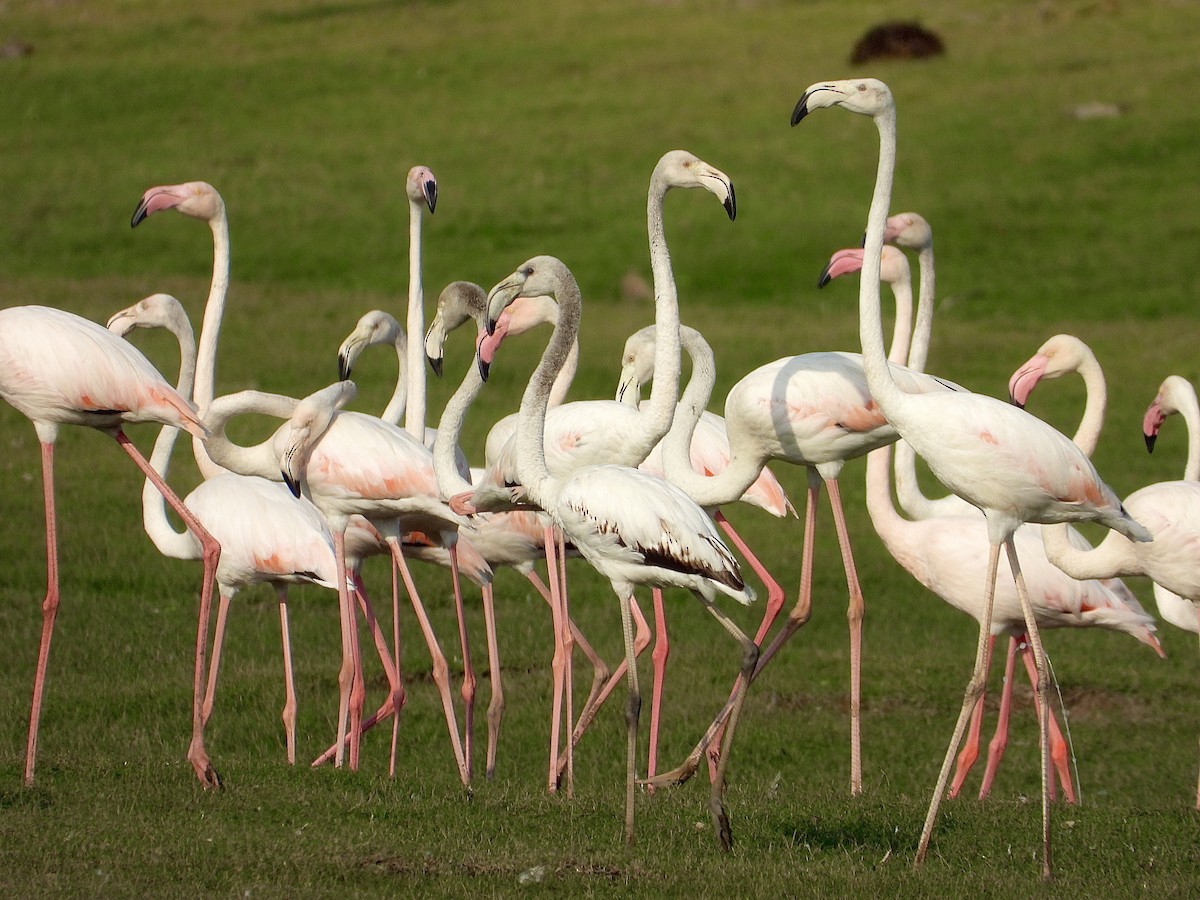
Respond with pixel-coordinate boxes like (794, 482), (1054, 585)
(107, 293), (403, 767)
(0, 303), (221, 788)
(483, 255), (758, 851)
(202, 381), (472, 782)
(1014, 348), (1200, 807)
(794, 76), (1151, 877)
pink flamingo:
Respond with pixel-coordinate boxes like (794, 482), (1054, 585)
(826, 260), (1163, 802)
(107, 293), (404, 767)
(794, 76), (1151, 877)
(1016, 351), (1200, 808)
(203, 381), (471, 782)
(484, 255), (758, 851)
(0, 303), (222, 788)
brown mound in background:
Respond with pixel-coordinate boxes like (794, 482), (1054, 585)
(850, 21), (945, 64)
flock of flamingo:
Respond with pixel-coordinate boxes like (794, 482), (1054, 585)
(1, 77), (1196, 879)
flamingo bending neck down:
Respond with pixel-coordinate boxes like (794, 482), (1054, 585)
(793, 76), (1151, 878)
(0, 303), (222, 788)
(483, 255), (758, 852)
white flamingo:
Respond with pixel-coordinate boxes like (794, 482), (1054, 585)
(483, 255), (758, 851)
(793, 76), (1151, 877)
(0, 303), (221, 788)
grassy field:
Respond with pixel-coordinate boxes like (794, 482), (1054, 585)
(2, 0), (1200, 896)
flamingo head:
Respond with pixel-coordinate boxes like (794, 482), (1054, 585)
(337, 310), (402, 381)
(106, 293), (188, 337)
(131, 181), (223, 227)
(484, 255), (564, 334)
(884, 211), (933, 251)
(424, 281), (487, 378)
(817, 245), (907, 288)
(615, 325), (657, 406)
(406, 165), (438, 214)
(791, 78), (894, 125)
(654, 150), (736, 221)
(1143, 375), (1194, 453)
(1008, 334), (1093, 409)
(277, 380), (357, 498)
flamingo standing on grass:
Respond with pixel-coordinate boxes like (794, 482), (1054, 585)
(482, 255), (758, 851)
(0, 303), (222, 788)
(793, 76), (1151, 878)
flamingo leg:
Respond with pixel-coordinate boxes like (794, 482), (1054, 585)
(448, 543), (476, 784)
(558, 528), (575, 797)
(525, 570), (611, 723)
(388, 537), (468, 785)
(915, 540), (1001, 868)
(388, 562), (403, 777)
(646, 588), (669, 789)
(618, 589), (641, 847)
(544, 524), (567, 793)
(276, 586), (297, 765)
(704, 509), (786, 782)
(25, 441), (60, 787)
(480, 583), (503, 780)
(1017, 641), (1075, 804)
(309, 577), (404, 769)
(202, 591), (234, 726)
(330, 529), (355, 769)
(116, 430), (222, 788)
(973, 635), (1016, 801)
(695, 592), (759, 852)
(643, 476), (817, 790)
(1005, 541), (1053, 880)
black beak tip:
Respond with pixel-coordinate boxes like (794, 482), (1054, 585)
(338, 355), (352, 382)
(724, 184), (737, 221)
(426, 182), (438, 214)
(131, 206), (147, 229)
(790, 98), (809, 126)
(428, 354), (443, 378)
(283, 471), (302, 498)
(817, 264), (833, 289)
(477, 356), (490, 383)
(1009, 394), (1026, 410)
(1145, 433), (1157, 454)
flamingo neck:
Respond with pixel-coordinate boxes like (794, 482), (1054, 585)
(885, 274), (914, 366)
(382, 328), (410, 426)
(1071, 351), (1107, 457)
(639, 169), (681, 460)
(192, 207), (231, 479)
(203, 390), (299, 482)
(516, 274), (581, 508)
(906, 244), (936, 373)
(858, 105), (904, 418)
(548, 339), (579, 408)
(432, 352), (482, 499)
(404, 196), (427, 441)
(144, 313), (200, 560)
(864, 444), (907, 544)
(1178, 388), (1200, 481)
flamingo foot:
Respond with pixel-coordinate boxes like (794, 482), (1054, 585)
(189, 744), (223, 789)
(640, 752), (701, 789)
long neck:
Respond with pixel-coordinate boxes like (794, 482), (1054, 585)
(192, 208), (232, 480)
(516, 280), (582, 508)
(885, 274), (913, 365)
(858, 106), (904, 418)
(203, 390), (298, 481)
(143, 316), (200, 560)
(1176, 389), (1200, 481)
(548, 339), (579, 408)
(382, 329), (409, 426)
(433, 355), (483, 498)
(1042, 522), (1139, 581)
(404, 197), (427, 441)
(865, 444), (908, 548)
(906, 244), (936, 373)
(632, 171), (681, 460)
(1071, 352), (1108, 457)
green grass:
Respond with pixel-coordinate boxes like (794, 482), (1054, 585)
(2, 0), (1200, 895)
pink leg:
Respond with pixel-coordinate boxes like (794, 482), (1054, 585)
(202, 591), (234, 726)
(1018, 643), (1075, 804)
(645, 475), (818, 789)
(25, 441), (60, 787)
(977, 635), (1020, 800)
(448, 544), (476, 784)
(558, 528), (575, 797)
(705, 509), (785, 781)
(388, 562), (403, 777)
(646, 588), (669, 790)
(480, 584), (503, 780)
(950, 634), (998, 799)
(116, 431), (222, 788)
(526, 570), (611, 720)
(544, 525), (567, 793)
(276, 587), (297, 765)
(330, 529), (355, 769)
(388, 538), (468, 785)
(310, 577), (404, 769)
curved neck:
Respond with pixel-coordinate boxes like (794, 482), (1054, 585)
(192, 208), (231, 479)
(660, 327), (765, 506)
(906, 244), (936, 373)
(382, 329), (410, 426)
(516, 277), (582, 508)
(635, 170), (681, 457)
(404, 197), (427, 441)
(858, 106), (904, 417)
(548, 339), (579, 408)
(885, 273), (914, 366)
(1177, 389), (1200, 481)
(203, 390), (298, 481)
(433, 355), (483, 499)
(144, 314), (200, 560)
(1041, 522), (1138, 581)
(865, 444), (906, 544)
(1071, 352), (1108, 457)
